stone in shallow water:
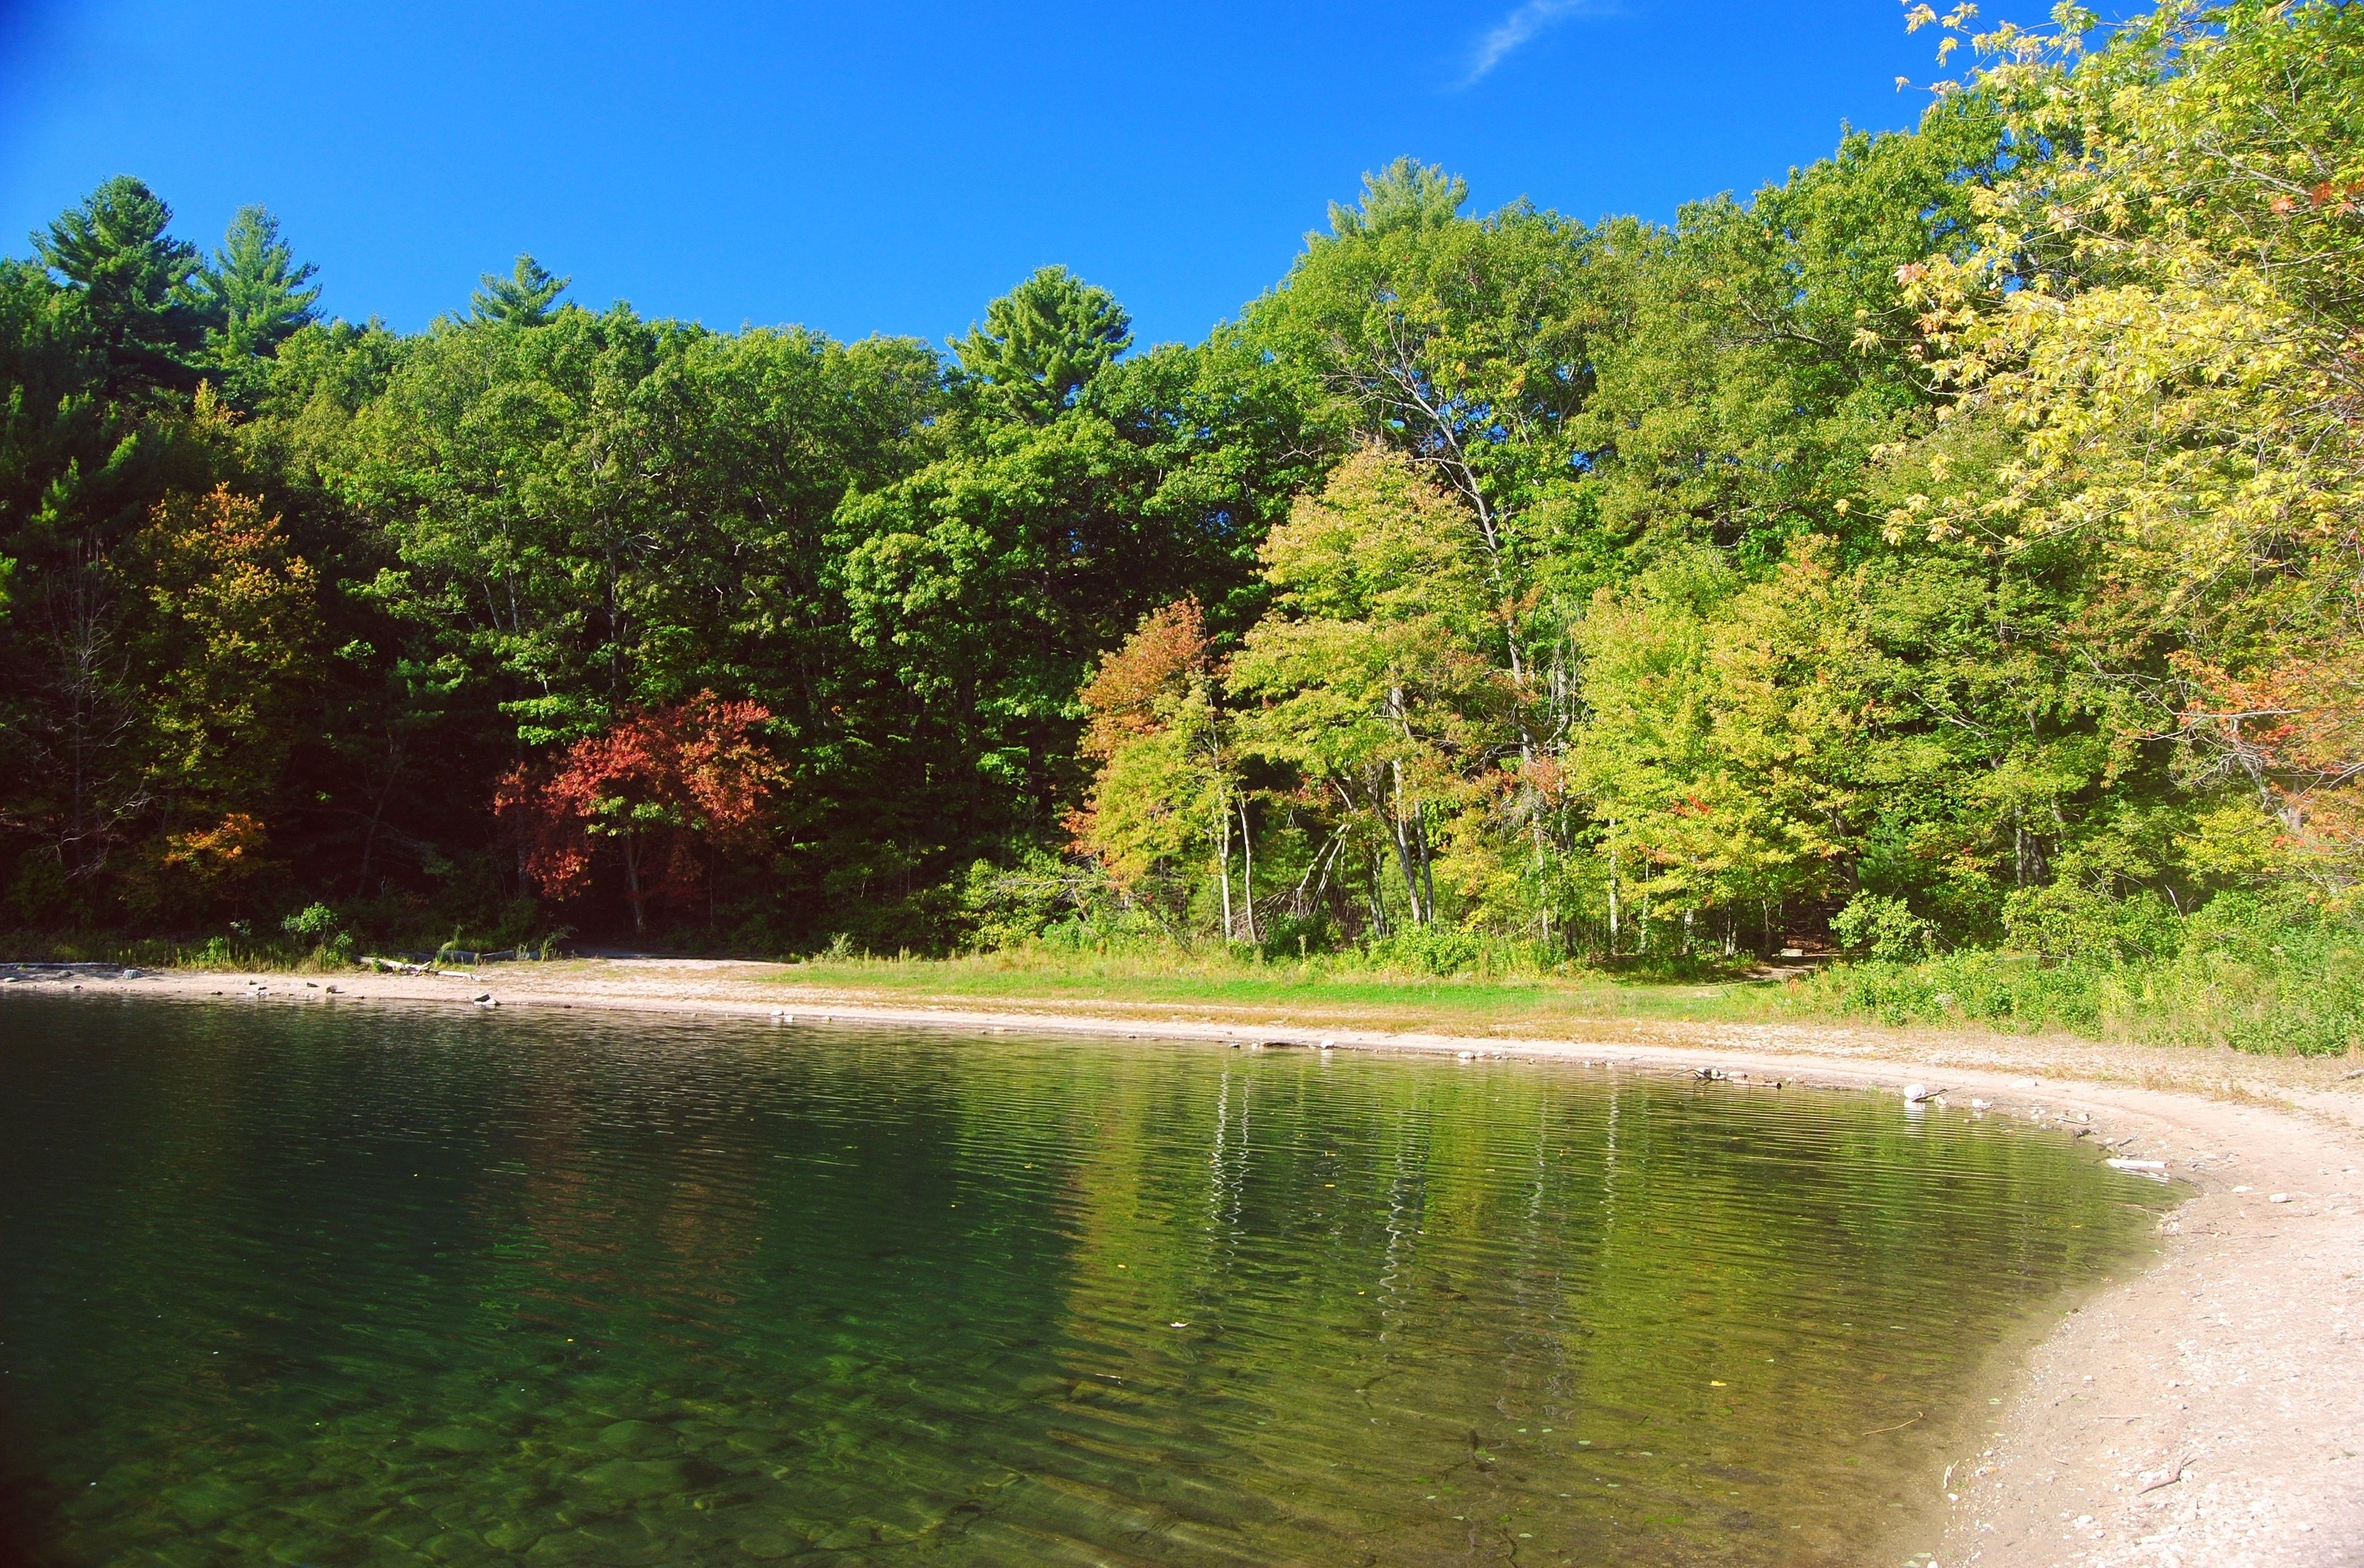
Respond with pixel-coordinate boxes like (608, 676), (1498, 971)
(723, 1428), (793, 1460)
(737, 1527), (806, 1559)
(573, 1457), (690, 1503)
(534, 1513), (672, 1566)
(161, 1479), (255, 1529)
(413, 1423), (501, 1455)
(597, 1418), (669, 1455)
(814, 1521), (883, 1551)
(482, 1518), (543, 1552)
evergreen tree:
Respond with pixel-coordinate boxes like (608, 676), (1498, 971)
(31, 175), (207, 396)
(1326, 157), (1467, 238)
(952, 266), (1130, 423)
(469, 254), (568, 327)
(199, 206), (320, 367)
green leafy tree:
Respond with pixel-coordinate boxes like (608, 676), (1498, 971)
(0, 200), (242, 902)
(1887, 0), (2364, 882)
(1570, 543), (1884, 947)
(1569, 94), (2005, 566)
(830, 281), (1327, 915)
(114, 485), (321, 918)
(1230, 450), (1508, 932)
(1244, 173), (1595, 675)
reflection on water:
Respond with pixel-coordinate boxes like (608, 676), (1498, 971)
(0, 995), (2162, 1566)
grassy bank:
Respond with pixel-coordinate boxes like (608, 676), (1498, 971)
(756, 917), (2363, 1057)
(1788, 935), (2364, 1056)
(14, 904), (2360, 1058)
(753, 946), (1775, 1034)
(0, 932), (351, 973)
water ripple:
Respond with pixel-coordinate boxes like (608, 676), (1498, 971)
(0, 995), (2163, 1566)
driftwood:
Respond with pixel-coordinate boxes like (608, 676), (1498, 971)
(361, 956), (478, 979)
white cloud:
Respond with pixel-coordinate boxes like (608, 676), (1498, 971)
(1459, 0), (1591, 85)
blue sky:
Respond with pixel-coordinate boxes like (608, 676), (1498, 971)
(1, 0), (1964, 349)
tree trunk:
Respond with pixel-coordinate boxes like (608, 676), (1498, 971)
(1416, 803), (1436, 930)
(1217, 794), (1233, 941)
(1387, 761), (1427, 925)
(1607, 820), (1620, 956)
(1237, 799), (1257, 943)
(354, 733), (405, 899)
(623, 834), (647, 933)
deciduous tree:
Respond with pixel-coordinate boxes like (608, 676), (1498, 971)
(497, 693), (784, 933)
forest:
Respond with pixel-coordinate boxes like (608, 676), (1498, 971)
(1, 0), (2358, 1046)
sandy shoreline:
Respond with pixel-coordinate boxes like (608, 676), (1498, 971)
(9, 958), (2360, 1566)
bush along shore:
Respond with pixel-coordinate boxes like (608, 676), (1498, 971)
(1, 1), (2359, 1056)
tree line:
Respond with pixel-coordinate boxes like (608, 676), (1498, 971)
(1, 0), (2356, 968)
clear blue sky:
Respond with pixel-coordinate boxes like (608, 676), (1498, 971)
(0, 0), (1970, 349)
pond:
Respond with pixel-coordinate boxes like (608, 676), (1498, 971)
(0, 993), (2165, 1566)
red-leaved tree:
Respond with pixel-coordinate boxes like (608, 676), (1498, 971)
(495, 693), (784, 933)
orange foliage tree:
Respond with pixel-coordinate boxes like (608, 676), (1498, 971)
(1075, 598), (1212, 766)
(2181, 650), (2364, 872)
(495, 693), (784, 933)
(1067, 599), (1248, 928)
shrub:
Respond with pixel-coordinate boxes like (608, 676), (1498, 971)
(281, 902), (354, 965)
(1362, 925), (1488, 977)
(1791, 892), (2364, 1054)
(281, 902), (340, 942)
(1831, 894), (1938, 963)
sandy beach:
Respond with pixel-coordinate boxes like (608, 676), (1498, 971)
(10, 957), (2360, 1566)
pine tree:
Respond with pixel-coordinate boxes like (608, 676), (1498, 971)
(32, 175), (209, 395)
(951, 266), (1131, 423)
(469, 254), (568, 327)
(199, 206), (320, 366)
(1326, 157), (1468, 238)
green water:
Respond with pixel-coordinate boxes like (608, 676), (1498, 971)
(0, 994), (2164, 1566)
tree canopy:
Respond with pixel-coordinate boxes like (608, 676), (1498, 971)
(0, 0), (2355, 987)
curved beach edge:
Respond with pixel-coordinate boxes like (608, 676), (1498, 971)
(14, 958), (2361, 1567)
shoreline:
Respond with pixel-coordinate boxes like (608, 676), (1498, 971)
(10, 959), (2360, 1565)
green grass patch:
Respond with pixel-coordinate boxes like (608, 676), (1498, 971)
(755, 947), (1778, 1033)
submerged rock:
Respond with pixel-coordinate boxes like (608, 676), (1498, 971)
(572, 1457), (688, 1502)
(596, 1419), (669, 1455)
(413, 1425), (501, 1455)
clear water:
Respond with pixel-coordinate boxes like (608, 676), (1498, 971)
(0, 993), (2163, 1566)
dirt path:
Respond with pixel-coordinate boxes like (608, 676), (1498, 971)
(12, 957), (2362, 1566)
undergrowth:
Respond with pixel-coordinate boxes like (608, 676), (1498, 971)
(1780, 894), (2364, 1055)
